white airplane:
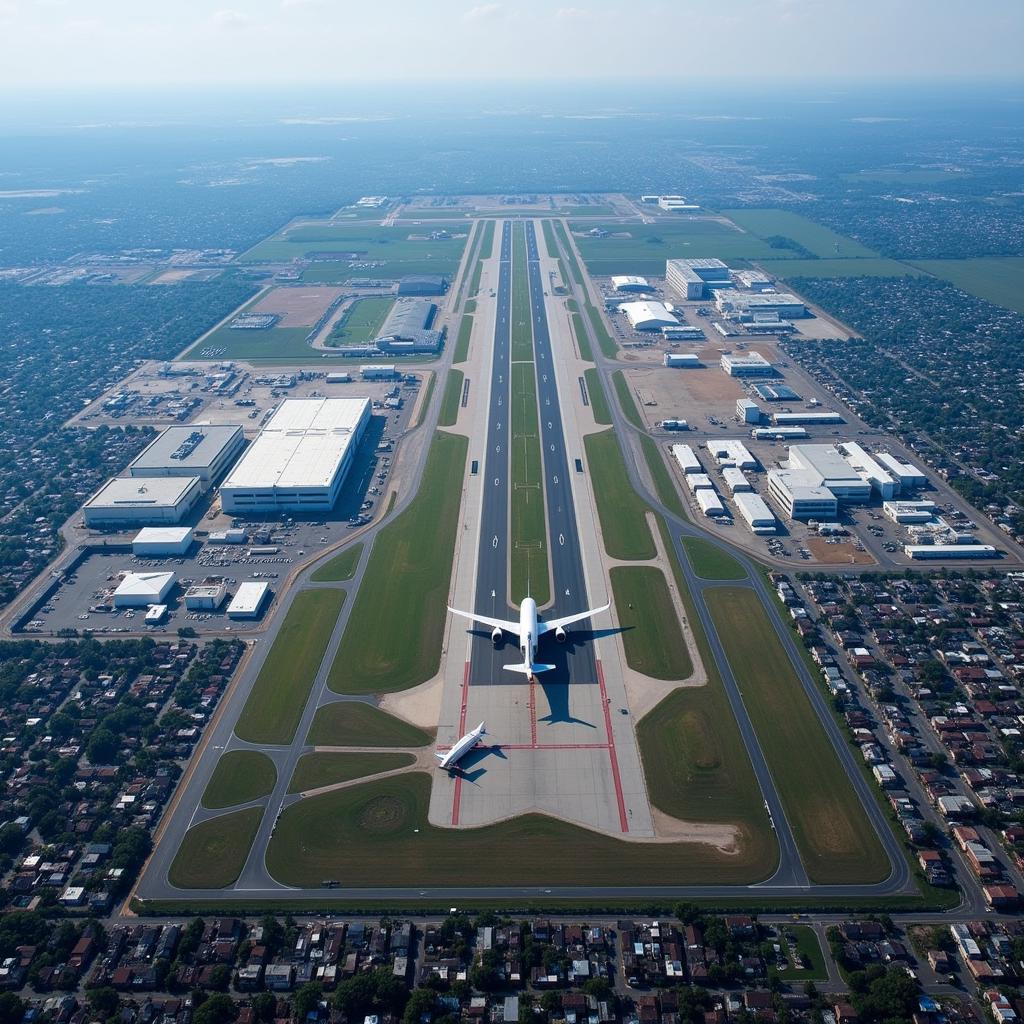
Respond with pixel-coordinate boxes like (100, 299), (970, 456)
(435, 722), (486, 771)
(447, 597), (610, 677)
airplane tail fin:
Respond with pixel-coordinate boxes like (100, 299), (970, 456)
(505, 663), (556, 675)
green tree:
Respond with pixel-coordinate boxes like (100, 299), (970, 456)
(0, 993), (25, 1024)
(193, 993), (236, 1024)
(294, 981), (323, 1020)
(87, 988), (120, 1018)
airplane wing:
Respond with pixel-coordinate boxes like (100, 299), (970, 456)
(538, 603), (610, 635)
(448, 607), (521, 636)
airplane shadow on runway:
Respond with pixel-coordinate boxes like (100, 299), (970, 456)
(448, 743), (507, 784)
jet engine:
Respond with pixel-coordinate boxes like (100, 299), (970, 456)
(491, 627), (503, 645)
(555, 626), (567, 643)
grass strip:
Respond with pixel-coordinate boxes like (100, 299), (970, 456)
(169, 807), (263, 890)
(413, 373), (435, 429)
(468, 220), (496, 297)
(201, 751), (277, 809)
(583, 430), (655, 560)
(774, 924), (829, 982)
(265, 773), (773, 887)
(235, 589), (345, 745)
(551, 220), (584, 286)
(571, 311), (593, 362)
(327, 431), (467, 694)
(453, 313), (473, 364)
(586, 303), (617, 359)
(612, 371), (644, 429)
(438, 369), (464, 427)
(682, 536), (747, 581)
(307, 700), (433, 747)
(584, 368), (610, 425)
(610, 567), (692, 680)
(704, 587), (889, 884)
(310, 543), (363, 583)
(287, 752), (416, 793)
(511, 223), (533, 362)
(639, 434), (686, 520)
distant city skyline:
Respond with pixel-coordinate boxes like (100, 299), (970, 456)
(0, 0), (1022, 89)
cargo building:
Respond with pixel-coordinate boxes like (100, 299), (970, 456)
(720, 352), (775, 377)
(131, 527), (194, 557)
(84, 476), (202, 527)
(733, 492), (776, 534)
(665, 258), (731, 300)
(129, 424), (245, 490)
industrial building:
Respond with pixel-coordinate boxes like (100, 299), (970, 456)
(397, 275), (447, 296)
(665, 258), (731, 300)
(611, 275), (651, 292)
(722, 467), (752, 493)
(884, 500), (938, 524)
(720, 352), (775, 377)
(661, 325), (705, 340)
(326, 372), (353, 384)
(132, 527), (194, 557)
(664, 353), (701, 367)
(771, 411), (844, 426)
(838, 442), (898, 499)
(737, 398), (762, 424)
(657, 195), (701, 212)
(734, 270), (773, 292)
(620, 301), (678, 331)
(767, 470), (839, 521)
(904, 545), (997, 560)
(227, 581), (270, 618)
(684, 473), (714, 492)
(219, 397), (371, 514)
(876, 452), (927, 490)
(695, 489), (726, 517)
(184, 580), (228, 610)
(752, 426), (808, 440)
(733, 492), (776, 534)
(360, 364), (398, 380)
(715, 292), (806, 321)
(753, 383), (801, 402)
(129, 425), (245, 490)
(710, 440), (758, 470)
(113, 571), (176, 608)
(84, 476), (203, 527)
(670, 444), (702, 474)
(373, 298), (442, 353)
(787, 445), (872, 501)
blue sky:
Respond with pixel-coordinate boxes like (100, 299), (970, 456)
(1, 0), (1021, 87)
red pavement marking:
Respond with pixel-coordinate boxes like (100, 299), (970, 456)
(528, 675), (538, 748)
(596, 659), (629, 833)
(451, 661), (471, 827)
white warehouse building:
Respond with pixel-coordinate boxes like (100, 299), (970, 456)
(129, 424), (245, 490)
(715, 292), (806, 321)
(733, 492), (776, 534)
(132, 527), (194, 557)
(876, 452), (927, 490)
(611, 275), (651, 292)
(113, 571), (176, 608)
(84, 476), (203, 527)
(670, 444), (702, 474)
(620, 301), (678, 331)
(220, 397), (371, 514)
(720, 352), (775, 377)
(665, 258), (731, 300)
(838, 442), (899, 499)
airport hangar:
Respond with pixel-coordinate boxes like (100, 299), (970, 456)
(129, 424), (245, 491)
(219, 396), (371, 514)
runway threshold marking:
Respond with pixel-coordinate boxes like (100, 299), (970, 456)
(451, 660), (472, 827)
(596, 659), (630, 834)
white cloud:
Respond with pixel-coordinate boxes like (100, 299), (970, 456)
(281, 0), (324, 8)
(463, 3), (501, 21)
(555, 7), (588, 19)
(210, 9), (250, 30)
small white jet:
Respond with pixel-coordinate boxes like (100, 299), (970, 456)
(435, 721), (486, 771)
(447, 597), (610, 678)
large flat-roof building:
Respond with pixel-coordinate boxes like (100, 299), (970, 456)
(84, 476), (202, 527)
(620, 301), (678, 331)
(373, 298), (442, 353)
(611, 275), (651, 292)
(220, 397), (371, 514)
(733, 491), (776, 534)
(876, 452), (928, 490)
(715, 292), (806, 321)
(787, 444), (872, 501)
(397, 275), (447, 296)
(721, 352), (776, 377)
(129, 424), (245, 490)
(767, 470), (839, 521)
(113, 571), (176, 608)
(666, 258), (731, 300)
(227, 581), (271, 618)
(839, 441), (899, 499)
(132, 527), (194, 557)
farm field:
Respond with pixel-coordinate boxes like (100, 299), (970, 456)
(182, 289), (317, 360)
(722, 209), (879, 259)
(287, 752), (415, 793)
(310, 543), (363, 583)
(264, 772), (775, 887)
(705, 587), (889, 884)
(326, 296), (393, 346)
(609, 566), (692, 680)
(326, 430), (467, 695)
(169, 807), (263, 890)
(306, 701), (433, 747)
(234, 589), (345, 745)
(200, 751), (277, 809)
(910, 257), (1024, 314)
(584, 430), (655, 561)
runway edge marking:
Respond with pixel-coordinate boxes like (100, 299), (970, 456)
(451, 660), (471, 826)
(596, 658), (629, 833)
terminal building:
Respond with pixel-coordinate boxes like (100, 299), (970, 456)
(84, 476), (202, 527)
(721, 352), (776, 377)
(665, 258), (731, 300)
(620, 301), (679, 331)
(129, 424), (245, 490)
(219, 397), (371, 514)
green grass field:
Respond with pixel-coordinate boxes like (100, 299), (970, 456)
(438, 369), (464, 427)
(570, 219), (785, 276)
(774, 924), (828, 982)
(584, 430), (655, 560)
(609, 567), (692, 680)
(550, 221), (584, 285)
(235, 589), (345, 745)
(265, 772), (774, 887)
(682, 536), (747, 581)
(307, 700), (433, 747)
(200, 751), (277, 809)
(586, 303), (617, 358)
(169, 807), (263, 890)
(511, 223), (534, 361)
(842, 169), (970, 185)
(310, 543), (363, 583)
(584, 368), (611, 425)
(612, 371), (644, 429)
(183, 292), (318, 361)
(722, 209), (879, 259)
(910, 257), (1024, 314)
(467, 220), (495, 298)
(570, 311), (593, 361)
(287, 752), (416, 793)
(453, 313), (473, 364)
(760, 257), (923, 279)
(327, 431), (467, 695)
(510, 361), (550, 606)
(639, 435), (686, 520)
(705, 587), (889, 884)
(326, 296), (393, 346)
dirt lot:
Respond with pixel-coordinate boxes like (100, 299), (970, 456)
(805, 537), (876, 564)
(150, 269), (204, 284)
(250, 286), (344, 327)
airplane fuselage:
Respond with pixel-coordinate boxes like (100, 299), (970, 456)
(518, 597), (539, 673)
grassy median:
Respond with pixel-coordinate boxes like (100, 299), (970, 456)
(612, 371), (643, 429)
(682, 536), (747, 581)
(610, 567), (692, 680)
(287, 752), (416, 794)
(584, 368), (611, 425)
(583, 430), (655, 560)
(265, 772), (774, 887)
(201, 751), (277, 809)
(169, 806), (263, 890)
(306, 701), (433, 747)
(327, 431), (467, 695)
(453, 314), (474, 364)
(705, 587), (889, 884)
(310, 543), (363, 583)
(639, 435), (686, 520)
(235, 589), (345, 745)
(438, 369), (464, 427)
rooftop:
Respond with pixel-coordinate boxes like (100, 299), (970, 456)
(87, 476), (200, 509)
(130, 424), (243, 471)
